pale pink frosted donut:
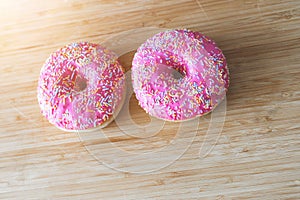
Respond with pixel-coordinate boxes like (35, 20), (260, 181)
(132, 29), (229, 121)
(37, 42), (125, 131)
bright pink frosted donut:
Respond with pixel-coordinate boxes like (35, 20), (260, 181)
(132, 29), (229, 121)
(37, 42), (125, 131)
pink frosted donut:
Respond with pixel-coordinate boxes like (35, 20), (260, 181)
(37, 42), (125, 131)
(132, 29), (229, 121)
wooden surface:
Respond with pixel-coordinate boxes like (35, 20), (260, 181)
(1, 0), (300, 199)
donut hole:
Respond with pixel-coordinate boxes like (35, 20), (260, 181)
(74, 76), (87, 92)
(170, 67), (185, 80)
(155, 52), (187, 81)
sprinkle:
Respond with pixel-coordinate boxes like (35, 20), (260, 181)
(37, 42), (125, 130)
(131, 29), (229, 121)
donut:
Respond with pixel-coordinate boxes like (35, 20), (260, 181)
(37, 42), (126, 131)
(131, 29), (229, 121)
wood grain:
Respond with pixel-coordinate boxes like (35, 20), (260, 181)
(0, 0), (300, 199)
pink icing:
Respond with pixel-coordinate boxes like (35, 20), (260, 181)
(37, 42), (125, 130)
(132, 29), (229, 121)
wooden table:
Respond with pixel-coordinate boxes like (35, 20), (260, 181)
(0, 0), (299, 199)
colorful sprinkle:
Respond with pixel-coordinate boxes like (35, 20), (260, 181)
(132, 29), (229, 121)
(37, 42), (125, 130)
